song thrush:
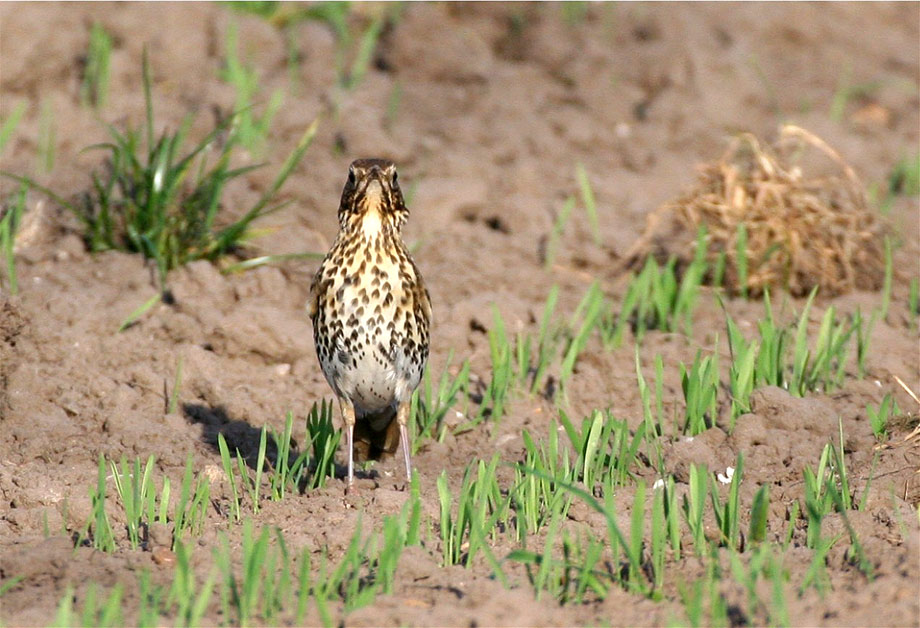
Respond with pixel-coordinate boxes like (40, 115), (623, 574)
(308, 158), (432, 488)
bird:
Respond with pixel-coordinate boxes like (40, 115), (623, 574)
(308, 158), (432, 489)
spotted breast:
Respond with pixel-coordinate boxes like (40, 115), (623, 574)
(309, 158), (431, 487)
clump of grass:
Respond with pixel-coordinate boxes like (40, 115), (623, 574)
(627, 125), (887, 296)
(109, 454), (165, 549)
(409, 352), (471, 453)
(437, 456), (509, 569)
(217, 404), (338, 518)
(77, 455), (117, 552)
(3, 51), (318, 291)
(867, 394), (900, 441)
(91, 453), (211, 551)
(307, 3), (385, 93)
(724, 307), (758, 423)
(220, 22), (284, 157)
(171, 456), (211, 547)
(455, 308), (516, 431)
(723, 289), (871, 404)
(800, 424), (875, 586)
(305, 399), (340, 490)
(680, 348), (721, 435)
(267, 411), (309, 500)
(610, 231), (708, 344)
(560, 408), (644, 491)
(80, 22), (113, 109)
(512, 426), (574, 536)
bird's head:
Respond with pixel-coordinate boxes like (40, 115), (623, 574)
(337, 158), (408, 235)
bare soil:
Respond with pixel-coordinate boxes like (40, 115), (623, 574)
(1, 3), (919, 626)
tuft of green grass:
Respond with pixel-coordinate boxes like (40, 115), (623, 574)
(410, 352), (471, 453)
(454, 308), (515, 430)
(268, 411), (311, 501)
(3, 51), (318, 292)
(81, 22), (113, 109)
(789, 290), (856, 396)
(306, 399), (341, 489)
(512, 426), (574, 536)
(77, 454), (117, 552)
(680, 347), (720, 436)
(559, 408), (643, 491)
(513, 465), (648, 597)
(726, 543), (790, 626)
(724, 306), (758, 425)
(867, 393), (899, 441)
(610, 231), (708, 344)
(437, 456), (509, 570)
(299, 2), (385, 96)
(220, 22), (284, 157)
(109, 455), (160, 549)
(172, 456), (211, 547)
(722, 288), (871, 401)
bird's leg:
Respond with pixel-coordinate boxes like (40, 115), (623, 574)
(397, 400), (412, 481)
(340, 399), (357, 488)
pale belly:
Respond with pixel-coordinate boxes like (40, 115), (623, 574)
(314, 279), (425, 416)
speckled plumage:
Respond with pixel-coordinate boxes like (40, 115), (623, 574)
(308, 159), (431, 486)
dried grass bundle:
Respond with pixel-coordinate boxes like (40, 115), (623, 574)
(627, 125), (887, 297)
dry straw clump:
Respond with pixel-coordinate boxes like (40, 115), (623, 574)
(628, 125), (887, 297)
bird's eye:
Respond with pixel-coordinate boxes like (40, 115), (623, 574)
(392, 171), (398, 184)
(347, 170), (356, 185)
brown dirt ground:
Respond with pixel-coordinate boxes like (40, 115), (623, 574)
(1, 2), (919, 626)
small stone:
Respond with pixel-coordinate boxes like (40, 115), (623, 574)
(151, 547), (176, 566)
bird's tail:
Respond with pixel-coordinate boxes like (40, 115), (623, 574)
(353, 406), (400, 460)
